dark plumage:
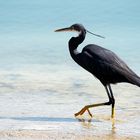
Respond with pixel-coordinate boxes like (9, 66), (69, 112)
(55, 23), (140, 118)
(79, 44), (140, 86)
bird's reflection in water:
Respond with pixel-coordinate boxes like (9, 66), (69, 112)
(77, 117), (92, 128)
(76, 115), (116, 135)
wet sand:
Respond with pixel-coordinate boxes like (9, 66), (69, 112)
(0, 115), (139, 140)
(0, 129), (137, 140)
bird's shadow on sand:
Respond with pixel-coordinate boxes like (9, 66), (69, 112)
(0, 116), (101, 123)
(0, 116), (116, 134)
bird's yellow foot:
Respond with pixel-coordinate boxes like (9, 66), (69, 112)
(74, 106), (93, 117)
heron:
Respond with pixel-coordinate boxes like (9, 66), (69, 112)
(55, 23), (140, 118)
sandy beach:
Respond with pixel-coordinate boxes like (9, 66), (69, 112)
(0, 118), (139, 140)
(0, 130), (137, 140)
(0, 101), (139, 140)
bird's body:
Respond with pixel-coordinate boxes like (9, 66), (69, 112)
(55, 23), (140, 118)
(71, 43), (140, 86)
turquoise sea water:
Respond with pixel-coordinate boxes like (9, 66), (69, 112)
(0, 0), (140, 71)
(0, 0), (140, 139)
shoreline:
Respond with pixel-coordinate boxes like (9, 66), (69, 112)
(0, 116), (139, 140)
(0, 129), (138, 140)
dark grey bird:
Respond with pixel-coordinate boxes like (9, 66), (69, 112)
(55, 23), (140, 118)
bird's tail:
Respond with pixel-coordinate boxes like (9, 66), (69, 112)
(129, 75), (140, 87)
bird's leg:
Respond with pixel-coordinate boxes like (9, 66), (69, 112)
(75, 85), (115, 118)
(75, 101), (112, 117)
(75, 106), (92, 117)
(111, 103), (115, 118)
(87, 108), (93, 117)
(108, 85), (115, 118)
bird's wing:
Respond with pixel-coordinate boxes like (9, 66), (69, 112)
(82, 44), (138, 82)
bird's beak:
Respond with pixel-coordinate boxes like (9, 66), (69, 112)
(55, 27), (73, 32)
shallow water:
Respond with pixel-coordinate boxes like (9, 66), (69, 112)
(0, 0), (140, 139)
(0, 68), (139, 139)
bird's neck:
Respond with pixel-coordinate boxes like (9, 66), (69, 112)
(68, 31), (86, 58)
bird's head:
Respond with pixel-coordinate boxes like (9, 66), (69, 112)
(55, 24), (85, 34)
(55, 23), (105, 38)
